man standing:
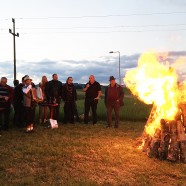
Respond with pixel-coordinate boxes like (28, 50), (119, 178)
(0, 77), (13, 131)
(13, 76), (25, 128)
(83, 75), (101, 124)
(45, 74), (62, 121)
(105, 76), (124, 128)
(63, 77), (77, 124)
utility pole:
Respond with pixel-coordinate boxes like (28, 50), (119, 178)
(9, 18), (19, 81)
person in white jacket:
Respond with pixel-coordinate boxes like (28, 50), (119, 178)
(22, 75), (36, 133)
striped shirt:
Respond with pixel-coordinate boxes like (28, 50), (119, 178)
(0, 84), (13, 108)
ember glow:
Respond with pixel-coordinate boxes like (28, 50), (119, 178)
(124, 52), (186, 137)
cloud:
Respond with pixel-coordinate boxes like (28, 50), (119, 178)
(169, 51), (186, 57)
(1, 51), (186, 86)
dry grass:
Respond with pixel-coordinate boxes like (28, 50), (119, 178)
(0, 121), (185, 186)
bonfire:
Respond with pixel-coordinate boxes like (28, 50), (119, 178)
(124, 52), (186, 163)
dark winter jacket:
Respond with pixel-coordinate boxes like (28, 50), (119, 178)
(63, 83), (77, 102)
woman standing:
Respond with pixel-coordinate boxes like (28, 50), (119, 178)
(22, 75), (36, 133)
(38, 76), (48, 124)
(63, 77), (77, 124)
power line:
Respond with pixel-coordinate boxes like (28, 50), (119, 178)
(12, 11), (186, 20)
(0, 18), (11, 21)
(15, 28), (186, 35)
(1, 20), (186, 34)
(1, 28), (186, 35)
(14, 23), (186, 30)
(1, 23), (186, 32)
(1, 11), (186, 22)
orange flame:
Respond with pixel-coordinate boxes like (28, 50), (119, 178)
(124, 52), (185, 137)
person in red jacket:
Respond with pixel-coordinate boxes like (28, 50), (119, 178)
(0, 77), (13, 131)
(105, 76), (124, 128)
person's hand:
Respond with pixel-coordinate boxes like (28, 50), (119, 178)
(86, 84), (90, 88)
(94, 96), (100, 100)
(34, 98), (37, 101)
(28, 84), (32, 89)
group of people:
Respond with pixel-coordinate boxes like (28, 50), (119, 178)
(0, 74), (124, 133)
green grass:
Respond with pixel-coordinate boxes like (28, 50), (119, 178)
(0, 122), (185, 186)
(1, 88), (185, 185)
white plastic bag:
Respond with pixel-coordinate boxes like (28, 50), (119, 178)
(49, 119), (58, 129)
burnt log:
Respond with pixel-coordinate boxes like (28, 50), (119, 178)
(167, 121), (180, 162)
(142, 104), (157, 152)
(177, 120), (186, 142)
(142, 118), (186, 163)
(141, 103), (186, 163)
(179, 103), (186, 127)
(147, 128), (161, 158)
(180, 142), (186, 163)
(158, 119), (170, 160)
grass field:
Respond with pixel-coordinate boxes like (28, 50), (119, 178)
(0, 88), (185, 185)
(0, 122), (185, 186)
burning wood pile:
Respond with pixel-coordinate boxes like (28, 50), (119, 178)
(124, 52), (186, 163)
(142, 104), (186, 163)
